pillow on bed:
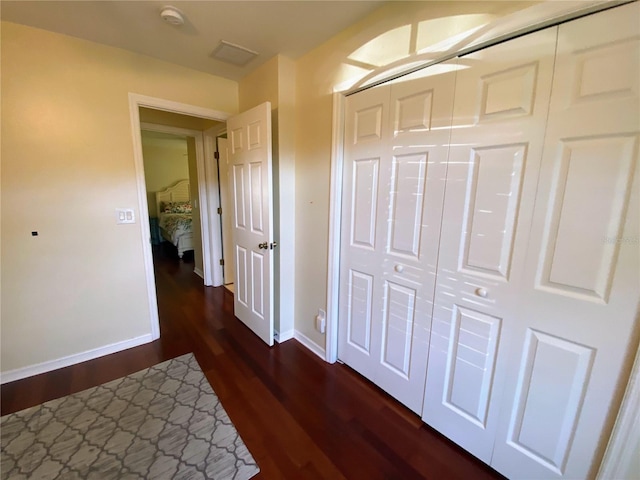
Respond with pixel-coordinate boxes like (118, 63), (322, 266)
(162, 201), (192, 214)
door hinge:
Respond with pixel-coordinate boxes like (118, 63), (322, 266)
(214, 151), (220, 160)
(217, 207), (222, 215)
(219, 258), (225, 266)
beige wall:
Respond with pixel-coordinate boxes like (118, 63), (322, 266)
(294, 1), (535, 347)
(239, 56), (281, 111)
(1, 2), (538, 374)
(142, 134), (189, 217)
(275, 57), (297, 338)
(1, 21), (238, 373)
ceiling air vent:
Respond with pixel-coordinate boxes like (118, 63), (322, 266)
(211, 41), (259, 67)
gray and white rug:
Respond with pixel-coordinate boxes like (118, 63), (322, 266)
(1, 353), (259, 479)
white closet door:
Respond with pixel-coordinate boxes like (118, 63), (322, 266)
(421, 28), (558, 462)
(338, 64), (457, 413)
(339, 83), (389, 385)
(491, 3), (640, 478)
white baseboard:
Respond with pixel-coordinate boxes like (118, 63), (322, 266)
(294, 330), (326, 361)
(194, 268), (204, 279)
(0, 334), (154, 385)
(275, 329), (294, 343)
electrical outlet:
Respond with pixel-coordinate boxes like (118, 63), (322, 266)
(315, 308), (326, 334)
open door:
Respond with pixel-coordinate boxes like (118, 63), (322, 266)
(217, 137), (235, 286)
(227, 102), (274, 346)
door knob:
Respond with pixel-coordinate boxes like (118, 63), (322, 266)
(475, 287), (488, 298)
(394, 264), (404, 273)
(270, 242), (278, 250)
(258, 242), (268, 250)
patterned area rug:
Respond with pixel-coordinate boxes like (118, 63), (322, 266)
(1, 353), (259, 479)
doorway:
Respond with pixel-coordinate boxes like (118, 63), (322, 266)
(140, 129), (201, 272)
(129, 93), (297, 348)
(129, 94), (230, 339)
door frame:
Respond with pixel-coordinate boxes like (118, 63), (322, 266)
(128, 93), (230, 340)
(325, 0), (638, 475)
(216, 136), (235, 286)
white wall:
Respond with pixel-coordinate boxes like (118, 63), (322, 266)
(1, 21), (238, 375)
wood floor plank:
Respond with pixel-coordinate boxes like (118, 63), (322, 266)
(1, 246), (504, 479)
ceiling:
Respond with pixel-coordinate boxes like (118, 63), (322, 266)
(1, 0), (386, 81)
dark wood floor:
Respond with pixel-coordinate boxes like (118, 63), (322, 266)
(2, 246), (504, 480)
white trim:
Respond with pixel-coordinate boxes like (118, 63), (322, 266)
(0, 334), (154, 384)
(325, 92), (346, 364)
(131, 94), (230, 122)
(128, 100), (161, 340)
(128, 93), (232, 338)
(275, 329), (295, 343)
(194, 131), (214, 286)
(204, 127), (227, 287)
(294, 330), (326, 361)
(597, 342), (640, 479)
(194, 267), (204, 279)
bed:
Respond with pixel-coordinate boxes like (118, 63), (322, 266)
(155, 179), (194, 258)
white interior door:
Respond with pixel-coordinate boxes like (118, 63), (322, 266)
(421, 27), (558, 462)
(338, 64), (457, 413)
(491, 3), (640, 478)
(217, 137), (235, 285)
(228, 102), (274, 346)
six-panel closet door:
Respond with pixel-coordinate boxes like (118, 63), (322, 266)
(338, 63), (457, 414)
(338, 3), (639, 478)
(490, 3), (640, 478)
(421, 26), (558, 464)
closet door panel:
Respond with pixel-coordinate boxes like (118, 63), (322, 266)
(381, 281), (417, 376)
(338, 63), (457, 413)
(350, 158), (380, 249)
(387, 152), (428, 257)
(339, 84), (390, 381)
(491, 3), (640, 478)
(462, 144), (527, 279)
(373, 66), (457, 413)
(421, 28), (558, 463)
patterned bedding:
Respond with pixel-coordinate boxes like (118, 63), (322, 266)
(159, 213), (192, 246)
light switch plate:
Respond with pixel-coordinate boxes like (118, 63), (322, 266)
(116, 208), (135, 224)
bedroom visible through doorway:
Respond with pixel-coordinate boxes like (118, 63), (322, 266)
(141, 130), (201, 268)
(137, 107), (227, 290)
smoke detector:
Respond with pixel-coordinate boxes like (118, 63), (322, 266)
(160, 6), (185, 26)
